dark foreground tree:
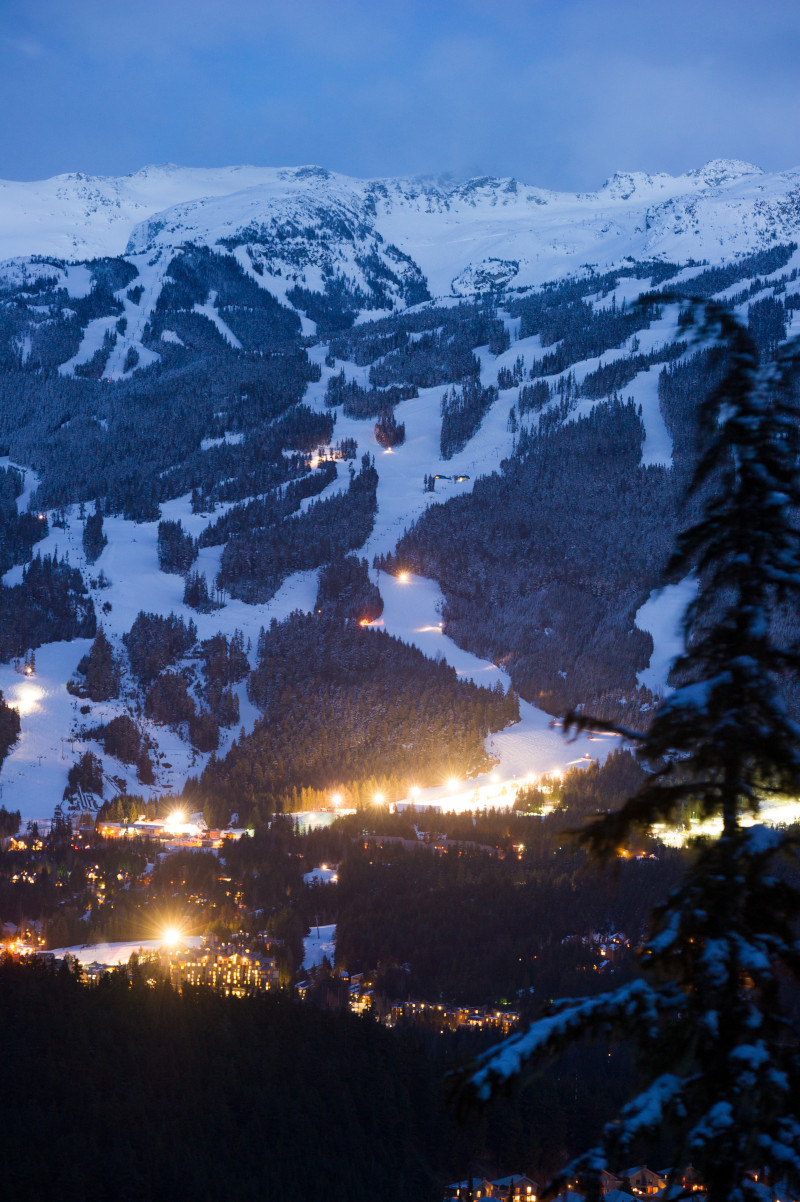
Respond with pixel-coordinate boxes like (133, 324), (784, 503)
(459, 309), (800, 1202)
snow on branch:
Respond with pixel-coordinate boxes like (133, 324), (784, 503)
(460, 980), (658, 1103)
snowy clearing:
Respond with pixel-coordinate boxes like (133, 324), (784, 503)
(635, 578), (698, 695)
(302, 923), (337, 970)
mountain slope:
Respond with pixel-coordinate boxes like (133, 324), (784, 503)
(0, 160), (799, 823)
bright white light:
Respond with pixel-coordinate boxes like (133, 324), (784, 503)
(447, 778), (459, 792)
(331, 792), (343, 807)
(397, 571), (409, 583)
(8, 682), (44, 716)
(167, 809), (186, 829)
(410, 786), (419, 799)
(374, 792), (385, 805)
(161, 927), (181, 948)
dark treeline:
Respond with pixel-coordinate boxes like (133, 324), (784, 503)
(325, 368), (417, 418)
(336, 836), (685, 1007)
(0, 352), (321, 520)
(197, 460), (337, 547)
(440, 378), (498, 458)
(655, 241), (796, 300)
(578, 339), (685, 398)
(157, 517), (196, 573)
(315, 555), (383, 623)
(183, 405), (333, 512)
(0, 691), (20, 767)
(196, 612), (518, 827)
(0, 953), (652, 1198)
(0, 552), (96, 661)
(123, 611), (197, 686)
(394, 399), (674, 721)
(218, 454), (379, 602)
(747, 293), (788, 356)
(657, 348), (727, 482)
(328, 300), (507, 369)
(375, 408), (406, 448)
(333, 754), (682, 1005)
(82, 499), (107, 563)
(521, 296), (661, 378)
(0, 959), (444, 1202)
(70, 628), (120, 701)
(0, 464), (46, 573)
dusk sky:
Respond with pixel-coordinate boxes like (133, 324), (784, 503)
(0, 0), (798, 189)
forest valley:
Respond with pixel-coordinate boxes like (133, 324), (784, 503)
(0, 753), (714, 1198)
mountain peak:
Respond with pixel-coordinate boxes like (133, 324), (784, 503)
(689, 159), (764, 186)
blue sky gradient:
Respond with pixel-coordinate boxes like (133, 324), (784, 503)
(0, 0), (798, 188)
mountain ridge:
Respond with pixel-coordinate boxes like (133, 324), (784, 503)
(1, 159), (799, 297)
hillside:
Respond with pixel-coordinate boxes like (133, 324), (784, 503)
(0, 159), (798, 823)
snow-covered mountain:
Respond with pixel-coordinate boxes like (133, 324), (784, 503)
(2, 157), (800, 824)
(2, 159), (799, 298)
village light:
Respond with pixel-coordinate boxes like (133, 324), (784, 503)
(331, 792), (342, 806)
(161, 926), (181, 948)
(374, 792), (385, 804)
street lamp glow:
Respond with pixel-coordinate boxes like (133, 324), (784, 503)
(374, 792), (385, 805)
(331, 792), (343, 807)
(397, 571), (409, 583)
(168, 809), (185, 828)
(410, 786), (419, 799)
(447, 778), (459, 792)
(161, 926), (181, 948)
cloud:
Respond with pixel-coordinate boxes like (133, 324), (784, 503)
(0, 0), (797, 186)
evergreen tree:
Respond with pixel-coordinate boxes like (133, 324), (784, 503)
(0, 804), (20, 839)
(0, 690), (21, 766)
(82, 500), (107, 564)
(157, 519), (197, 574)
(83, 629), (120, 701)
(183, 569), (222, 612)
(460, 310), (800, 1202)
